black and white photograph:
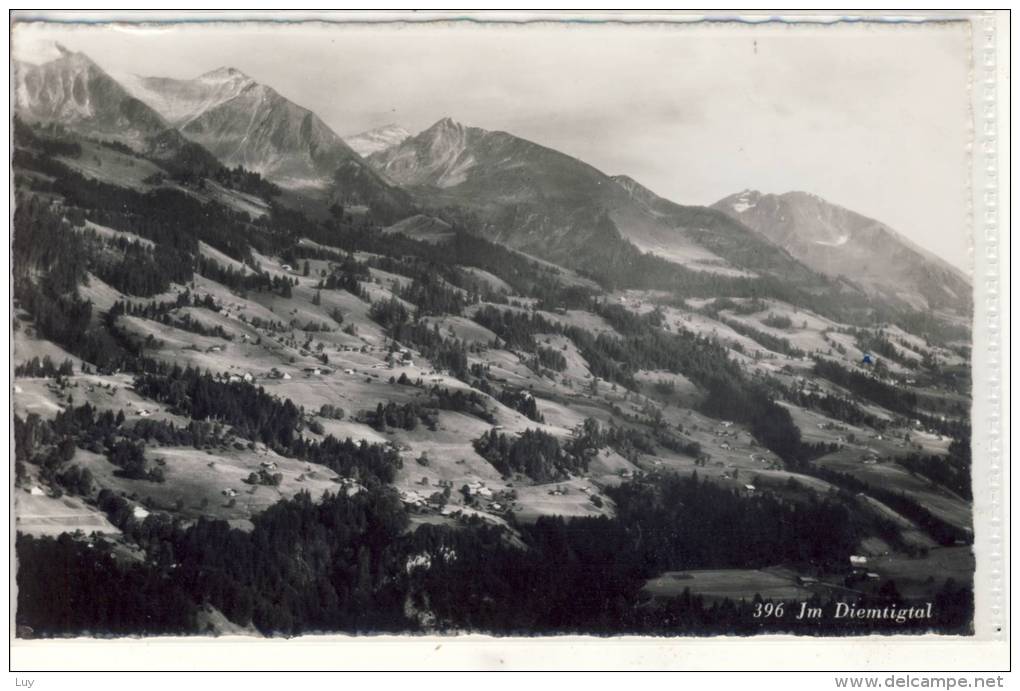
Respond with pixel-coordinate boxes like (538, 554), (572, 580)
(7, 9), (1009, 673)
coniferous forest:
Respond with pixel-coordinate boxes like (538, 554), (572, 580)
(10, 55), (976, 643)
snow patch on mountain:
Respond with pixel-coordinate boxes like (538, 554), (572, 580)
(118, 67), (255, 129)
(345, 124), (411, 157)
(813, 235), (849, 247)
(730, 189), (761, 214)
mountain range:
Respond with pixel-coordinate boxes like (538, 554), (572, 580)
(366, 118), (828, 288)
(13, 44), (221, 174)
(713, 190), (971, 313)
(13, 46), (970, 315)
(11, 41), (976, 638)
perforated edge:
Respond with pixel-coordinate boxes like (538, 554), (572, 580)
(970, 11), (1006, 641)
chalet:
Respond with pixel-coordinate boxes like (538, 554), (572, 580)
(29, 486), (45, 496)
(849, 555), (868, 568)
(133, 506), (150, 520)
(343, 368), (355, 375)
(222, 488), (238, 498)
(743, 484), (756, 492)
(399, 489), (426, 506)
(865, 572), (881, 581)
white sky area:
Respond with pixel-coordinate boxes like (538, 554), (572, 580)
(13, 19), (973, 271)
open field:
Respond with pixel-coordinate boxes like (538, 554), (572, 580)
(815, 452), (971, 532)
(867, 547), (974, 598)
(511, 477), (614, 523)
(69, 444), (343, 526)
(15, 490), (120, 537)
(57, 140), (163, 190)
(643, 567), (813, 603)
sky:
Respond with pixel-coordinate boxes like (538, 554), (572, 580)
(12, 17), (973, 271)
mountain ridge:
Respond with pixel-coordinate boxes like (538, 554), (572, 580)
(112, 63), (415, 221)
(712, 189), (971, 313)
(13, 47), (221, 174)
(118, 66), (362, 190)
(367, 117), (824, 288)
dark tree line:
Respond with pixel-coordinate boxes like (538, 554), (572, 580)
(782, 386), (882, 429)
(133, 364), (402, 484)
(399, 274), (468, 317)
(16, 472), (973, 637)
(532, 345), (568, 372)
(366, 401), (439, 432)
(15, 356), (74, 378)
(896, 431), (971, 501)
(804, 465), (971, 546)
(813, 359), (919, 416)
(473, 428), (588, 481)
(94, 236), (192, 298)
(211, 164), (280, 199)
(472, 304), (560, 351)
(370, 299), (473, 380)
(718, 314), (806, 358)
(496, 389), (545, 423)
